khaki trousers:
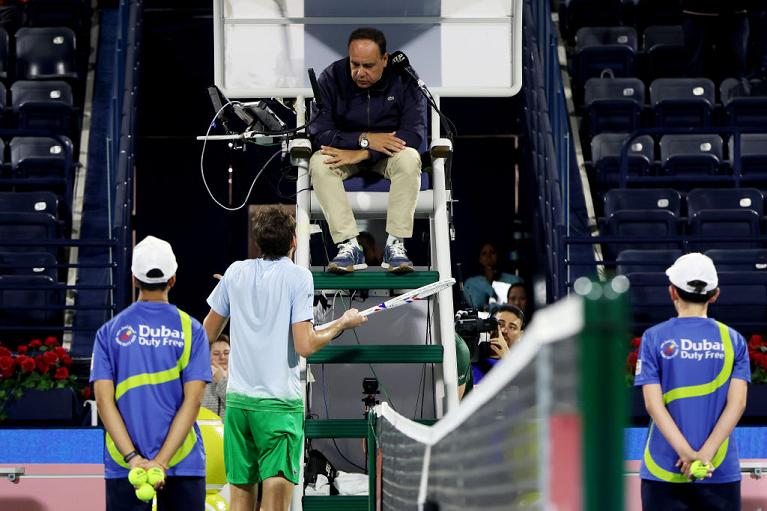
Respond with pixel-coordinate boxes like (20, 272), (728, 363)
(309, 147), (422, 244)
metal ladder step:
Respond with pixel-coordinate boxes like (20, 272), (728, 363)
(302, 496), (368, 511)
(308, 344), (443, 364)
(312, 270), (439, 290)
(305, 419), (368, 439)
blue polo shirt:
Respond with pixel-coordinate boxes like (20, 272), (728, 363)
(635, 317), (750, 483)
(90, 302), (211, 478)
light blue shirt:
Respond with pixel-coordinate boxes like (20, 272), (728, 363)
(463, 272), (522, 310)
(207, 257), (314, 402)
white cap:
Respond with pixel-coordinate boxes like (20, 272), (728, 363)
(665, 252), (718, 294)
(131, 236), (178, 284)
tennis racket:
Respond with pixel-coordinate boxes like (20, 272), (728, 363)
(315, 277), (456, 331)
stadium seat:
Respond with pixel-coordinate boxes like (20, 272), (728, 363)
(705, 249), (767, 272)
(26, 0), (88, 29)
(604, 188), (682, 216)
(732, 133), (767, 181)
(591, 133), (654, 186)
(642, 25), (686, 81)
(10, 81), (74, 135)
(583, 77), (644, 135)
(625, 272), (676, 328)
(720, 78), (767, 128)
(0, 212), (60, 255)
(616, 248), (682, 275)
(650, 78), (715, 127)
(574, 27), (637, 88)
(604, 209), (679, 258)
(10, 136), (73, 179)
(687, 188), (763, 249)
(659, 134), (722, 176)
(15, 27), (78, 81)
(0, 274), (61, 327)
(708, 272), (767, 331)
(0, 28), (9, 82)
(0, 252), (57, 280)
(0, 191), (58, 217)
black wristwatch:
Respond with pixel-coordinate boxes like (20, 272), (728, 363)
(358, 132), (369, 149)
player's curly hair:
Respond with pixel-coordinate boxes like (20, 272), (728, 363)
(253, 207), (295, 260)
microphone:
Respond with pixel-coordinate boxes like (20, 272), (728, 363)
(308, 68), (324, 112)
(388, 50), (426, 91)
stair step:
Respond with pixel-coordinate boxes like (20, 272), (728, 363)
(302, 496), (368, 511)
(312, 271), (439, 290)
(305, 419), (368, 439)
(308, 344), (443, 364)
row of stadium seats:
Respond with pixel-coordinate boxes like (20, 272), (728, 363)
(588, 133), (767, 188)
(582, 77), (767, 135)
(0, 137), (73, 179)
(559, 0), (685, 43)
(616, 248), (767, 274)
(0, 81), (77, 136)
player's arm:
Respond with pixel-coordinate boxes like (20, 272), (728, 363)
(150, 380), (206, 476)
(698, 378), (748, 465)
(292, 309), (366, 357)
(203, 309), (229, 346)
(93, 379), (148, 468)
(642, 383), (696, 463)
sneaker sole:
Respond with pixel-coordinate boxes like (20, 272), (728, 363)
(381, 262), (414, 274)
(327, 263), (368, 274)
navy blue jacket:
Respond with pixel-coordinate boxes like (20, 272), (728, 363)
(308, 57), (427, 163)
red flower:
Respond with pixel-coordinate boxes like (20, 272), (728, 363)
(18, 356), (35, 373)
(82, 386), (92, 400)
(61, 355), (72, 366)
(42, 351), (58, 365)
(1, 367), (12, 379)
(35, 358), (50, 374)
(53, 347), (66, 357)
(28, 339), (42, 349)
(44, 336), (58, 347)
(630, 337), (641, 348)
(0, 356), (13, 371)
(628, 351), (638, 367)
(0, 347), (11, 358)
(54, 367), (69, 380)
(17, 345), (28, 354)
(749, 335), (764, 350)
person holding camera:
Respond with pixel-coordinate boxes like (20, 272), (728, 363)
(471, 304), (525, 385)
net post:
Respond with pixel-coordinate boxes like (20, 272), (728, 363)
(577, 276), (629, 511)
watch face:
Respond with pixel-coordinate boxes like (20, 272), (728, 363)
(360, 138), (369, 148)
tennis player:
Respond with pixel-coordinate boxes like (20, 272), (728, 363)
(203, 206), (365, 511)
(635, 253), (750, 510)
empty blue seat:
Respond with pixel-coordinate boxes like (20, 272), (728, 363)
(0, 28), (9, 81)
(625, 272), (677, 328)
(15, 27), (78, 81)
(708, 272), (767, 331)
(660, 134), (722, 176)
(0, 191), (58, 217)
(26, 0), (88, 29)
(616, 248), (682, 275)
(10, 136), (73, 179)
(0, 212), (59, 255)
(720, 78), (767, 128)
(730, 133), (767, 181)
(650, 78), (715, 127)
(705, 249), (767, 272)
(11, 81), (74, 135)
(604, 188), (682, 216)
(0, 274), (61, 327)
(687, 188), (763, 249)
(574, 27), (637, 87)
(643, 25), (686, 80)
(0, 252), (57, 280)
(592, 133), (654, 185)
(584, 78), (644, 135)
(604, 210), (679, 259)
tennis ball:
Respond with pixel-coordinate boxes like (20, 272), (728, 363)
(690, 460), (712, 479)
(146, 467), (165, 486)
(128, 467), (147, 487)
(136, 483), (156, 502)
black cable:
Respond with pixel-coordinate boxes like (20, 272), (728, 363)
(321, 364), (367, 472)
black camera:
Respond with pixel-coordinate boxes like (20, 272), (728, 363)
(454, 309), (498, 362)
(362, 377), (380, 413)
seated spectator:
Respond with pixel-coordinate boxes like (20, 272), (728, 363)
(202, 333), (230, 418)
(507, 282), (531, 318)
(463, 242), (522, 311)
(472, 305), (524, 385)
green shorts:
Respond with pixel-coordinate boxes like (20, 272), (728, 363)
(223, 395), (304, 485)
